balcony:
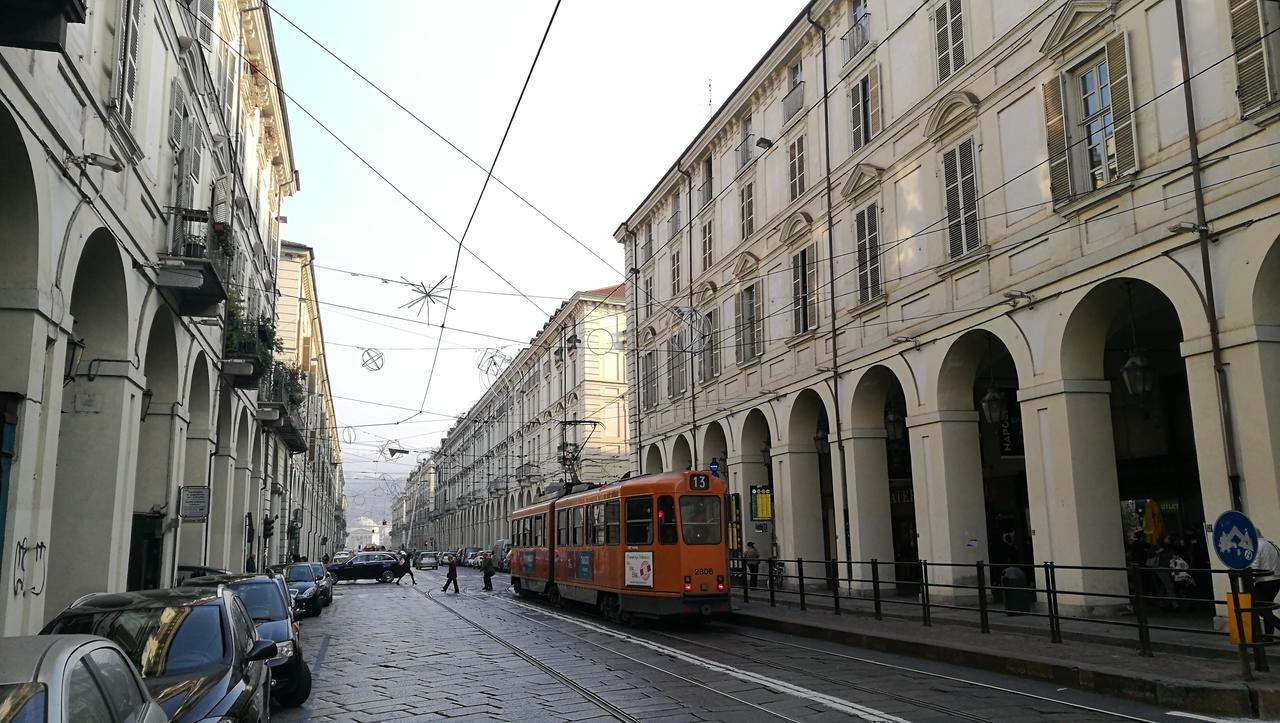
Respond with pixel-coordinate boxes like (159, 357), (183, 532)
(487, 478), (508, 495)
(842, 12), (871, 62)
(0, 0), (85, 52)
(698, 182), (712, 209)
(668, 212), (682, 239)
(223, 314), (277, 389)
(156, 209), (233, 317)
(736, 135), (754, 170)
(782, 81), (805, 123)
(257, 362), (308, 454)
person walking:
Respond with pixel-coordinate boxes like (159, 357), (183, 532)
(245, 552), (257, 573)
(1252, 533), (1280, 636)
(743, 542), (761, 588)
(481, 551), (495, 591)
(396, 549), (416, 585)
(441, 554), (460, 594)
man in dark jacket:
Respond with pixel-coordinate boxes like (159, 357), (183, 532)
(442, 555), (459, 593)
(396, 549), (416, 585)
(481, 552), (495, 591)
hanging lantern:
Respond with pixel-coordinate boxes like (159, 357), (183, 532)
(884, 409), (906, 441)
(1121, 351), (1156, 396)
(63, 335), (86, 386)
(980, 387), (1008, 424)
(813, 430), (829, 452)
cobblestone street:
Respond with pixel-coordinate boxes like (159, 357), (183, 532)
(277, 566), (1208, 722)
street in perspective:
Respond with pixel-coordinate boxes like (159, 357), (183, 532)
(4, 0), (1280, 721)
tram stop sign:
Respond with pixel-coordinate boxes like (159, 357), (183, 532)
(1213, 510), (1260, 571)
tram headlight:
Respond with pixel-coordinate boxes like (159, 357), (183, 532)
(683, 575), (692, 592)
(716, 575), (725, 592)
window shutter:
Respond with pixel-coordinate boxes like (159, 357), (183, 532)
(212, 174), (233, 224)
(959, 138), (979, 253)
(935, 4), (952, 82)
(856, 207), (869, 302)
(1231, 0), (1273, 115)
(868, 65), (882, 138)
(1106, 33), (1138, 176)
(1043, 75), (1072, 206)
(735, 290), (744, 363)
(867, 203), (881, 298)
(792, 255), (803, 333)
(198, 0), (215, 45)
(850, 82), (864, 151)
(806, 248), (818, 329)
(942, 146), (963, 258)
(949, 0), (965, 69)
(118, 0), (143, 128)
(169, 78), (186, 149)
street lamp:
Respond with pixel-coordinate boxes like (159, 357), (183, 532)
(980, 387), (1008, 424)
(884, 408), (906, 441)
(1121, 282), (1156, 396)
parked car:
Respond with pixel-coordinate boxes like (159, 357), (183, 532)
(0, 634), (170, 722)
(415, 551), (439, 570)
(278, 564), (324, 617)
(42, 587), (277, 722)
(327, 551), (399, 582)
(308, 562), (336, 606)
(183, 574), (312, 707)
(173, 564), (229, 586)
(331, 551), (353, 565)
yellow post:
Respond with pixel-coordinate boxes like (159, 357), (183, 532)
(1228, 592), (1254, 645)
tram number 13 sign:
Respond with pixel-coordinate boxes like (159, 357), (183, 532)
(625, 551), (654, 588)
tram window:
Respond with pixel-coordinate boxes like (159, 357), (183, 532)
(572, 506), (585, 545)
(585, 505), (596, 545)
(605, 501), (620, 545)
(679, 496), (722, 545)
(517, 518), (526, 547)
(557, 509), (569, 545)
(592, 504), (607, 545)
(657, 495), (678, 544)
(536, 514), (545, 547)
(625, 497), (654, 545)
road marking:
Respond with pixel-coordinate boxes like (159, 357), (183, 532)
(1165, 713), (1238, 722)
(504, 599), (909, 723)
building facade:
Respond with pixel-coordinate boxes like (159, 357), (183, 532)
(616, 0), (1280, 609)
(435, 286), (630, 551)
(0, 0), (312, 634)
(393, 456), (436, 550)
(276, 242), (345, 564)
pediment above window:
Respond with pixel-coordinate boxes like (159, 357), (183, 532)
(783, 211), (814, 246)
(640, 326), (658, 346)
(1040, 0), (1116, 58)
(731, 252), (760, 281)
(697, 281), (718, 306)
(839, 163), (883, 200)
(924, 91), (981, 142)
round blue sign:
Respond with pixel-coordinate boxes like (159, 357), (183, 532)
(1212, 510), (1260, 571)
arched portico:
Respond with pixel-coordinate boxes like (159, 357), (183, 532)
(207, 388), (236, 570)
(780, 389), (837, 572)
(734, 408), (774, 557)
(642, 444), (664, 475)
(179, 354), (213, 567)
(700, 420), (729, 473)
(670, 434), (692, 472)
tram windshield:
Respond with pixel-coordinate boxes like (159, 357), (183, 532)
(679, 496), (722, 545)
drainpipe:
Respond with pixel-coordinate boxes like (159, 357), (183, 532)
(624, 224), (644, 474)
(678, 167), (699, 468)
(806, 8), (855, 565)
(1174, 0), (1243, 511)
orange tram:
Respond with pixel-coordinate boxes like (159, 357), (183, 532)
(509, 471), (730, 622)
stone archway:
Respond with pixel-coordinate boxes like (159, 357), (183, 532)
(46, 229), (134, 619)
(128, 308), (182, 591)
(670, 434), (692, 472)
(228, 409), (253, 571)
(179, 354), (213, 567)
(849, 364), (915, 588)
(643, 444), (664, 474)
(737, 408), (774, 557)
(783, 390), (836, 571)
(207, 386), (235, 569)
(701, 420), (729, 474)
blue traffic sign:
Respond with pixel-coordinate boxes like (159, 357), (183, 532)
(1213, 510), (1260, 571)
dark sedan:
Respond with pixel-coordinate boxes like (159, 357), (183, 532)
(327, 551), (399, 582)
(308, 561), (335, 606)
(42, 587), (277, 722)
(284, 564), (325, 616)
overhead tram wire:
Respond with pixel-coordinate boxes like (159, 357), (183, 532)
(406, 0), (564, 423)
(261, 0), (622, 277)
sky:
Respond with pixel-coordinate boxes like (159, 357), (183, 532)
(269, 0), (810, 522)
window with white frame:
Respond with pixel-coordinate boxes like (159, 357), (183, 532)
(1043, 36), (1137, 205)
(792, 245), (818, 334)
(941, 137), (980, 258)
(642, 222), (654, 263)
(933, 0), (966, 83)
(643, 275), (654, 319)
(854, 202), (881, 303)
(788, 136), (807, 201)
(114, 0), (144, 129)
(844, 0), (871, 61)
(641, 350), (658, 409)
(700, 220), (714, 273)
(849, 66), (881, 152)
(736, 282), (763, 362)
(1231, 0), (1280, 115)
(670, 249), (682, 297)
(668, 331), (688, 398)
(740, 182), (755, 239)
(700, 309), (721, 382)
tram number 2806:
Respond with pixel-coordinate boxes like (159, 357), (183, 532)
(693, 568), (715, 575)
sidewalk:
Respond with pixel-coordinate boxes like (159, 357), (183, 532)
(727, 587), (1280, 718)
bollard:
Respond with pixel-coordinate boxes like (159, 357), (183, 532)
(976, 561), (990, 634)
(797, 558), (807, 612)
(920, 561), (932, 627)
(1228, 571), (1252, 678)
(1133, 564), (1154, 658)
(768, 557), (776, 607)
(1045, 562), (1062, 644)
(871, 559), (883, 621)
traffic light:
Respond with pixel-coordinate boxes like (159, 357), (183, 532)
(263, 515), (275, 540)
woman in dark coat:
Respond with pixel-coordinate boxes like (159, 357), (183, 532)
(442, 555), (459, 593)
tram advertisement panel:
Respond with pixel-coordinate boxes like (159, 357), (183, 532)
(521, 550), (535, 575)
(575, 551), (593, 580)
(625, 551), (654, 588)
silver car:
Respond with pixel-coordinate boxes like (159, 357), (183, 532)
(0, 634), (169, 722)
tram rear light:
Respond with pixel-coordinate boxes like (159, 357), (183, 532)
(683, 575), (692, 592)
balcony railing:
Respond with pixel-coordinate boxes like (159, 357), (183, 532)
(668, 212), (682, 239)
(782, 81), (805, 122)
(157, 208), (233, 317)
(698, 182), (712, 209)
(736, 135), (754, 170)
(223, 317), (276, 388)
(842, 12), (871, 62)
(258, 362), (308, 454)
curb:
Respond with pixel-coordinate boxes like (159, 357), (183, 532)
(729, 611), (1264, 718)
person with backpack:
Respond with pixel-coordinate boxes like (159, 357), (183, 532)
(1252, 533), (1280, 636)
(441, 554), (460, 594)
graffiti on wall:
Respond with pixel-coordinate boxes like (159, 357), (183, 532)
(12, 537), (48, 597)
